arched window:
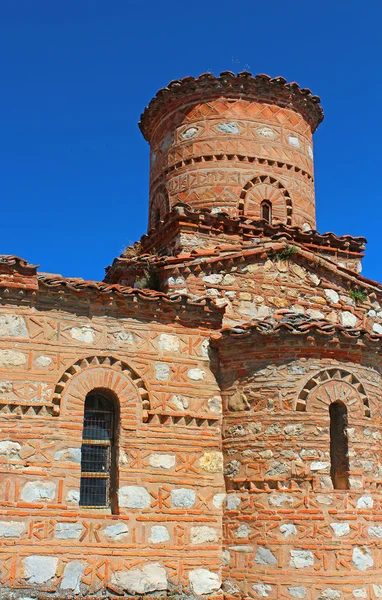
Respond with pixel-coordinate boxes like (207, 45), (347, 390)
(154, 207), (161, 226)
(261, 200), (272, 224)
(79, 391), (118, 512)
(329, 401), (350, 490)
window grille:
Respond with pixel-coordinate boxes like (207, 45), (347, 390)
(261, 200), (272, 224)
(79, 392), (116, 508)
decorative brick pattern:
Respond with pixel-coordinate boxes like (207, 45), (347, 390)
(1, 72), (382, 598)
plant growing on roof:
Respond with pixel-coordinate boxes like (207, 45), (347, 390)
(270, 245), (298, 262)
(349, 288), (367, 305)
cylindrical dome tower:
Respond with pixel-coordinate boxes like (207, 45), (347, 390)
(140, 72), (323, 231)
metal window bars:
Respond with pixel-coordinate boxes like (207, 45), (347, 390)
(79, 393), (115, 508)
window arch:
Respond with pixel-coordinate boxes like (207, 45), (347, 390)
(261, 200), (272, 224)
(79, 390), (119, 512)
(329, 400), (350, 490)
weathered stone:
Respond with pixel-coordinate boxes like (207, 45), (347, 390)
(213, 493), (226, 508)
(103, 522), (129, 540)
(203, 274), (223, 284)
(35, 355), (52, 367)
(21, 481), (56, 502)
(208, 395), (222, 413)
(66, 490), (80, 504)
(199, 451), (223, 473)
(284, 424), (305, 436)
(189, 568), (221, 595)
(306, 308), (325, 319)
(353, 589), (367, 598)
(352, 546), (373, 570)
(280, 523), (297, 537)
(321, 589), (341, 599)
(0, 380), (12, 393)
(310, 461), (330, 472)
(235, 524), (250, 538)
(255, 547), (277, 566)
(373, 585), (382, 598)
(324, 289), (340, 304)
(290, 550), (314, 569)
(253, 583), (272, 597)
(226, 494), (241, 510)
(330, 523), (350, 537)
(148, 453), (176, 469)
(225, 459), (240, 477)
(266, 461), (289, 476)
(373, 322), (382, 334)
(118, 486), (151, 508)
(0, 350), (27, 367)
(357, 496), (373, 509)
(269, 494), (294, 507)
(70, 325), (95, 343)
(171, 488), (195, 508)
(61, 561), (85, 593)
(340, 311), (358, 327)
(55, 522), (83, 539)
(368, 525), (382, 538)
(0, 440), (21, 458)
(22, 555), (58, 584)
(0, 521), (25, 537)
(188, 368), (205, 380)
(158, 333), (180, 352)
(149, 525), (170, 544)
(113, 562), (167, 594)
(155, 363), (170, 380)
(0, 314), (28, 337)
(288, 586), (307, 598)
(54, 447), (81, 463)
(190, 526), (218, 544)
(171, 394), (189, 410)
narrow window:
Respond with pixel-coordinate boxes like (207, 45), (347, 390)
(80, 391), (118, 512)
(154, 207), (161, 226)
(329, 401), (350, 490)
(261, 200), (272, 224)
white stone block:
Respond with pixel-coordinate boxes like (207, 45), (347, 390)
(67, 490), (80, 504)
(35, 355), (52, 367)
(280, 523), (297, 537)
(55, 522), (83, 539)
(159, 333), (180, 352)
(0, 521), (25, 537)
(22, 555), (58, 584)
(0, 314), (28, 337)
(255, 547), (277, 566)
(118, 486), (151, 509)
(149, 525), (170, 544)
(213, 493), (226, 508)
(190, 526), (218, 544)
(61, 560), (85, 593)
(357, 496), (373, 509)
(54, 447), (81, 463)
(202, 274), (223, 285)
(330, 523), (350, 537)
(171, 488), (195, 508)
(155, 363), (170, 381)
(70, 326), (95, 343)
(148, 454), (176, 469)
(103, 522), (129, 540)
(352, 546), (373, 571)
(0, 350), (27, 367)
(113, 562), (167, 594)
(21, 481), (56, 502)
(189, 568), (221, 595)
(340, 311), (358, 327)
(324, 289), (339, 304)
(288, 587), (307, 598)
(0, 440), (21, 458)
(188, 368), (206, 380)
(290, 550), (314, 569)
(368, 525), (382, 538)
(253, 584), (272, 597)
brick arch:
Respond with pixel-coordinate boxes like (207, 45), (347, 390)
(296, 368), (370, 419)
(239, 175), (292, 225)
(52, 355), (151, 419)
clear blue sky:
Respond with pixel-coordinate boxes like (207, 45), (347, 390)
(1, 1), (381, 282)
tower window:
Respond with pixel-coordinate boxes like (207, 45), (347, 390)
(329, 401), (350, 490)
(154, 207), (161, 226)
(79, 391), (118, 511)
(261, 200), (272, 224)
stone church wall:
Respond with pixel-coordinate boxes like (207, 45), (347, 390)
(0, 295), (225, 597)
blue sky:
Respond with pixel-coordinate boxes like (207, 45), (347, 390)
(1, 1), (381, 282)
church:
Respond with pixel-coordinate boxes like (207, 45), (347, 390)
(1, 71), (382, 599)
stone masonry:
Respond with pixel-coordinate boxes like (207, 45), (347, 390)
(1, 72), (382, 599)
